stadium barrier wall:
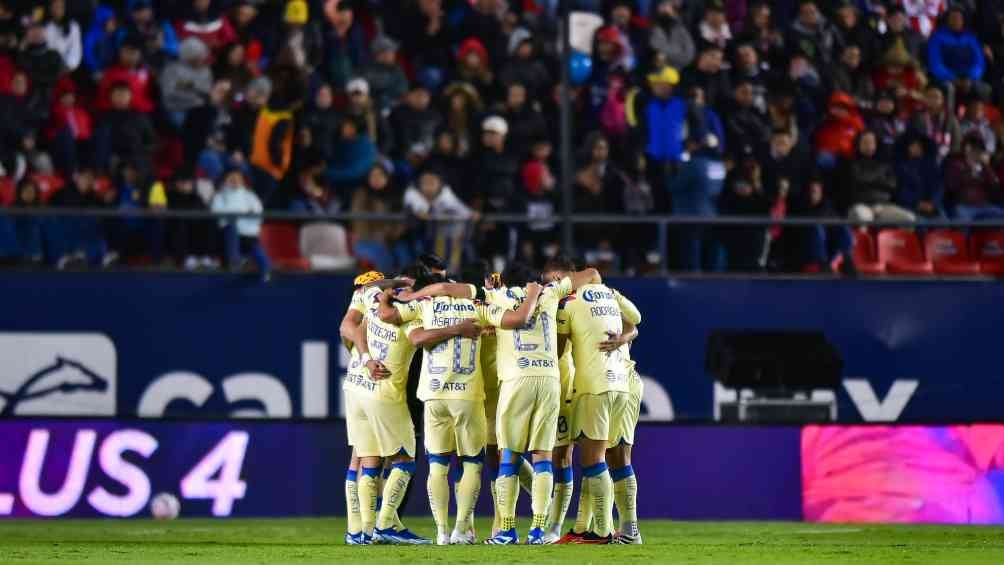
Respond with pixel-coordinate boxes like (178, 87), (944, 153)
(1, 420), (1001, 523)
(0, 273), (1001, 423)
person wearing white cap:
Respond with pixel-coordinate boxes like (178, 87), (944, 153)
(344, 77), (387, 147)
(482, 115), (509, 138)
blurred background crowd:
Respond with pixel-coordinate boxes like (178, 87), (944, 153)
(1, 0), (1004, 276)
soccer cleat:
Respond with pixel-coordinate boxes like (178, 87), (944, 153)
(374, 527), (430, 545)
(541, 529), (561, 544)
(611, 531), (644, 545)
(525, 527), (547, 545)
(576, 532), (613, 545)
(393, 528), (433, 545)
(356, 532), (374, 545)
(450, 529), (476, 545)
(555, 530), (586, 544)
(344, 532), (364, 545)
(484, 528), (520, 545)
(436, 533), (450, 546)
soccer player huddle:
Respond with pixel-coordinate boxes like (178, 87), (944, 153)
(338, 256), (643, 546)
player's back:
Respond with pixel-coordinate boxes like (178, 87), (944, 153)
(487, 277), (571, 381)
(559, 283), (630, 395)
(412, 295), (488, 402)
(353, 285), (419, 403)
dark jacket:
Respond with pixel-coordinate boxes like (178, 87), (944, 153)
(16, 43), (63, 121)
(94, 109), (156, 175)
(844, 155), (897, 206)
(386, 105), (443, 159)
(787, 17), (837, 67)
(668, 148), (726, 215)
(501, 105), (548, 157)
(725, 104), (770, 156)
(300, 106), (341, 161)
(464, 148), (518, 208)
(362, 62), (409, 113)
(894, 136), (944, 211)
(944, 155), (1001, 208)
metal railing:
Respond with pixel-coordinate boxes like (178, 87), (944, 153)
(4, 206), (1004, 275)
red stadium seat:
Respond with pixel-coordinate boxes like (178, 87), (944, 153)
(970, 231), (1004, 276)
(923, 230), (981, 275)
(259, 222), (310, 271)
(876, 229), (933, 274)
(851, 230), (885, 275)
(0, 177), (13, 206)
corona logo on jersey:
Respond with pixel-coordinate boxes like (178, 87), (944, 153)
(433, 302), (476, 314)
(581, 288), (615, 302)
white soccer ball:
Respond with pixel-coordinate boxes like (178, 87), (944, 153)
(150, 493), (181, 520)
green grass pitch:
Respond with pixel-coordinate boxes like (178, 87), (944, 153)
(2, 517), (1004, 564)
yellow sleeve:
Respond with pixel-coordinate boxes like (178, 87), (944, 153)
(558, 276), (574, 298)
(349, 290), (367, 314)
(615, 290), (642, 325)
(476, 302), (506, 328)
(465, 284), (477, 300)
(395, 300), (422, 323)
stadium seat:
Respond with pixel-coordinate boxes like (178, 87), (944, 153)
(300, 223), (356, 271)
(970, 231), (1004, 275)
(851, 230), (885, 275)
(876, 229), (933, 274)
(923, 230), (981, 275)
(259, 222), (310, 271)
(0, 177), (13, 206)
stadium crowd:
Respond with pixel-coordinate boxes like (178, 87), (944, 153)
(1, 0), (1004, 274)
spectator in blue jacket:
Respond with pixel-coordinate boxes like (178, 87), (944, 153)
(83, 5), (118, 72)
(325, 117), (376, 191)
(629, 65), (697, 212)
(927, 6), (991, 103)
(668, 134), (726, 271)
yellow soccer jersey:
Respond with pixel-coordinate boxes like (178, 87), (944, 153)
(559, 339), (575, 402)
(487, 277), (573, 382)
(557, 284), (630, 395)
(342, 288), (368, 393)
(394, 295), (505, 401)
(343, 286), (420, 403)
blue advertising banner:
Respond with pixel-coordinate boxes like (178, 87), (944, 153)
(0, 420), (800, 520)
(0, 272), (1001, 422)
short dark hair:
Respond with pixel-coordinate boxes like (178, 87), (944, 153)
(502, 262), (539, 288)
(461, 260), (491, 287)
(418, 253), (447, 272)
(544, 255), (576, 274)
(409, 264), (446, 291)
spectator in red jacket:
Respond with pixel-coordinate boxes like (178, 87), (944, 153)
(814, 91), (865, 168)
(96, 35), (156, 113)
(175, 0), (236, 60)
(46, 77), (92, 175)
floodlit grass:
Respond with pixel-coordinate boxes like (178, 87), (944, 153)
(2, 517), (1004, 564)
